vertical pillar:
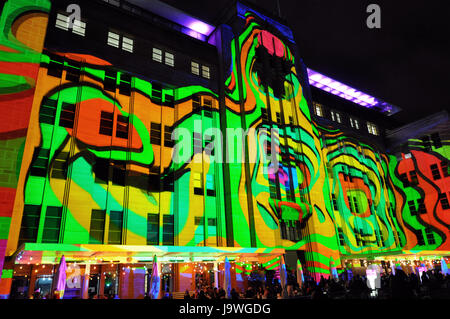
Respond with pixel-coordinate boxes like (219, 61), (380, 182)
(81, 264), (90, 299)
(213, 262), (219, 288)
(98, 265), (105, 298)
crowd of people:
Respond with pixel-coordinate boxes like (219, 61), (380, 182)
(180, 268), (450, 299)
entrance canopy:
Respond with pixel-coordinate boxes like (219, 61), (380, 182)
(12, 243), (285, 264)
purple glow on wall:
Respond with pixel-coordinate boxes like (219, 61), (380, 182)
(307, 68), (399, 115)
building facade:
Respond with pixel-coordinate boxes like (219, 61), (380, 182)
(0, 0), (448, 298)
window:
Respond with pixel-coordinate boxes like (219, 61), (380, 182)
(165, 52), (174, 67)
(104, 69), (117, 92)
(367, 122), (378, 135)
(193, 172), (203, 195)
(116, 115), (129, 139)
(206, 174), (215, 197)
(193, 132), (202, 154)
(195, 216), (204, 225)
(108, 211), (123, 244)
(430, 164), (441, 180)
(51, 151), (69, 179)
(39, 98), (57, 125)
(65, 61), (81, 82)
(276, 112), (282, 124)
(111, 162), (126, 186)
(89, 209), (106, 244)
(153, 48), (174, 67)
(47, 54), (64, 78)
(55, 13), (86, 36)
(408, 200), (417, 216)
(150, 122), (161, 145)
(162, 215), (174, 245)
(107, 31), (133, 52)
(42, 206), (62, 243)
(417, 198), (427, 214)
(438, 193), (450, 210)
(59, 102), (76, 128)
(191, 61), (211, 79)
(421, 136), (432, 151)
(18, 205), (41, 246)
(147, 213), (159, 245)
(122, 36), (133, 53)
(119, 72), (131, 96)
(201, 65), (210, 79)
(331, 110), (341, 123)
(409, 170), (418, 185)
(332, 194), (338, 211)
(313, 102), (323, 117)
(441, 161), (449, 178)
(99, 111), (114, 136)
(416, 230), (425, 246)
(152, 48), (163, 63)
(164, 125), (174, 147)
(94, 158), (109, 184)
(192, 95), (201, 112)
(261, 108), (269, 123)
(107, 31), (120, 48)
(191, 61), (200, 76)
(30, 148), (50, 177)
(208, 218), (217, 245)
(350, 117), (360, 129)
(425, 228), (436, 245)
(337, 227), (345, 246)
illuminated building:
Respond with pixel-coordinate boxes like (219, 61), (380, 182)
(0, 0), (448, 299)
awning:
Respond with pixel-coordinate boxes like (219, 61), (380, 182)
(12, 243), (285, 264)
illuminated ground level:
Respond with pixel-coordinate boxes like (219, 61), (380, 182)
(1, 244), (449, 299)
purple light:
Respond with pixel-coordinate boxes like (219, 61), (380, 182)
(307, 68), (400, 114)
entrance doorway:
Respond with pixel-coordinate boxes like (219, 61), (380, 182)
(9, 276), (29, 299)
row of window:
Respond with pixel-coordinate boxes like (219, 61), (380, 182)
(314, 102), (379, 136)
(19, 206), (177, 246)
(55, 13), (211, 79)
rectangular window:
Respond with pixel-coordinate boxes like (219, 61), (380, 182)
(107, 31), (120, 48)
(408, 200), (417, 216)
(335, 112), (341, 123)
(150, 122), (161, 145)
(42, 206), (62, 243)
(94, 158), (109, 184)
(152, 48), (163, 63)
(330, 110), (335, 122)
(350, 117), (360, 129)
(165, 52), (174, 67)
(337, 227), (345, 246)
(195, 216), (204, 225)
(332, 194), (338, 211)
(122, 36), (133, 53)
(72, 20), (86, 37)
(104, 69), (117, 92)
(192, 95), (201, 112)
(441, 161), (449, 178)
(30, 148), (50, 177)
(201, 65), (210, 79)
(108, 210), (123, 244)
(193, 132), (202, 154)
(438, 193), (450, 210)
(193, 172), (203, 195)
(59, 102), (76, 128)
(409, 170), (418, 184)
(261, 108), (269, 123)
(89, 209), (106, 244)
(162, 215), (174, 245)
(116, 115), (129, 139)
(111, 162), (126, 186)
(314, 102), (323, 117)
(206, 174), (216, 197)
(151, 83), (162, 102)
(119, 73), (131, 96)
(39, 97), (57, 125)
(99, 111), (114, 136)
(191, 61), (200, 76)
(280, 220), (287, 240)
(55, 13), (69, 31)
(416, 230), (425, 246)
(367, 122), (378, 135)
(417, 198), (427, 214)
(18, 205), (41, 246)
(425, 228), (436, 245)
(276, 112), (282, 124)
(65, 61), (81, 82)
(164, 125), (174, 147)
(47, 54), (64, 78)
(51, 151), (69, 179)
(147, 213), (159, 245)
(430, 164), (441, 180)
(421, 136), (432, 151)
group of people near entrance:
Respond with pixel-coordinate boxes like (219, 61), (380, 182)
(178, 268), (450, 299)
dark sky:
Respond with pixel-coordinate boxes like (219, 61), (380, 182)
(162, 0), (450, 124)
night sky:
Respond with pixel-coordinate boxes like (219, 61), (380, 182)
(162, 0), (450, 125)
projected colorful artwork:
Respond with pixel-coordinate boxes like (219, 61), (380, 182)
(0, 0), (449, 293)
